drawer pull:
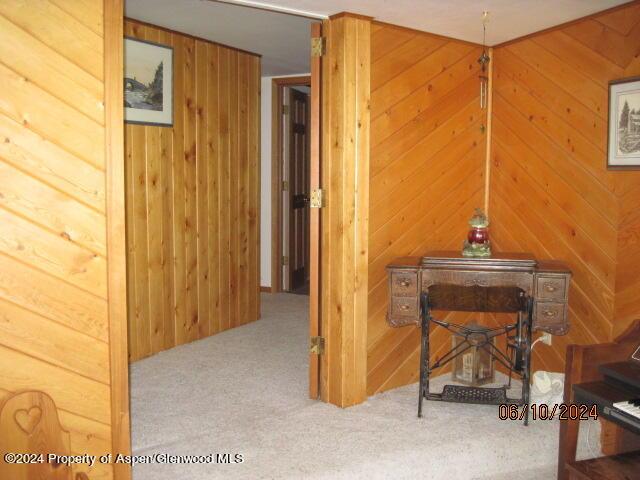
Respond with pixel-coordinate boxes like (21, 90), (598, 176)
(398, 280), (411, 287)
(544, 283), (557, 292)
(399, 304), (410, 311)
(543, 309), (556, 318)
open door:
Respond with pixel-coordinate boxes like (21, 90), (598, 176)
(309, 22), (322, 399)
(288, 88), (311, 292)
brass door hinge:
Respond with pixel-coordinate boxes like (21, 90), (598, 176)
(282, 104), (290, 115)
(311, 37), (325, 57)
(282, 255), (288, 266)
(309, 188), (323, 208)
(310, 336), (325, 355)
(282, 180), (288, 191)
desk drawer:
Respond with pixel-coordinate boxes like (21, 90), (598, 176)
(388, 296), (420, 327)
(391, 271), (418, 297)
(421, 269), (533, 294)
(536, 275), (567, 302)
(534, 301), (567, 329)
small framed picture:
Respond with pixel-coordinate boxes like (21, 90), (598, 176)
(124, 37), (173, 127)
(608, 76), (640, 170)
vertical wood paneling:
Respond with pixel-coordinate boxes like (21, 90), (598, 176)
(131, 124), (150, 358)
(367, 23), (487, 396)
(125, 20), (261, 361)
(196, 39), (210, 339)
(0, 1), (114, 478)
(238, 55), (249, 327)
(321, 14), (371, 407)
(491, 3), (640, 372)
(206, 43), (221, 335)
(229, 51), (240, 329)
(219, 47), (231, 333)
(183, 36), (198, 344)
(158, 27), (175, 350)
(172, 32), (188, 348)
(104, 1), (131, 474)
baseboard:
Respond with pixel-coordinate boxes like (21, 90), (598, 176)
(260, 286), (272, 293)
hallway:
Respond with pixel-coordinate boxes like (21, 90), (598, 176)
(130, 293), (597, 480)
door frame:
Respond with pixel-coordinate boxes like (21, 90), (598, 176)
(270, 75), (311, 293)
(308, 22), (322, 399)
(104, 0), (131, 478)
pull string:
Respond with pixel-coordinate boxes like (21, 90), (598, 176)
(483, 15), (487, 48)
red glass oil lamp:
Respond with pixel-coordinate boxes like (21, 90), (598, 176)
(462, 208), (491, 257)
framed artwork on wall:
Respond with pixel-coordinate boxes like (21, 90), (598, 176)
(608, 76), (640, 170)
(124, 37), (173, 126)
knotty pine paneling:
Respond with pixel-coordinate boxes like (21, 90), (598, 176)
(320, 15), (370, 407)
(614, 184), (640, 338)
(124, 20), (261, 362)
(490, 1), (640, 371)
(0, 1), (113, 478)
(367, 22), (487, 396)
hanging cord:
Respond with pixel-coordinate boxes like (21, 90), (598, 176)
(482, 11), (488, 65)
(480, 11), (490, 71)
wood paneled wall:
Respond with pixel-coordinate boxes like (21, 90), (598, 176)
(615, 183), (640, 337)
(490, 2), (640, 372)
(124, 20), (261, 362)
(320, 14), (371, 407)
(367, 23), (487, 396)
(0, 0), (114, 478)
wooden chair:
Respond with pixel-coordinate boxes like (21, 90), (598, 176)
(0, 390), (89, 480)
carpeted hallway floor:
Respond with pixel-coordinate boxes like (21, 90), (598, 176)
(130, 293), (600, 480)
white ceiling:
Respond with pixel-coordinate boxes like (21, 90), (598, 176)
(126, 0), (628, 76)
(125, 0), (314, 76)
(230, 0), (628, 45)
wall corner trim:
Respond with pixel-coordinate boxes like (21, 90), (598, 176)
(321, 14), (371, 408)
(105, 0), (132, 478)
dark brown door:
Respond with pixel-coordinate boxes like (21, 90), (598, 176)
(288, 87), (310, 292)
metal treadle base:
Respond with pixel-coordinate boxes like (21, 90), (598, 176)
(440, 385), (508, 405)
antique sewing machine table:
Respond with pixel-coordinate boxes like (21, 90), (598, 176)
(386, 251), (572, 424)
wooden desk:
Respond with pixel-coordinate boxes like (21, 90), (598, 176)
(386, 251), (572, 336)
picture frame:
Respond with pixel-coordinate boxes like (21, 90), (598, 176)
(124, 37), (173, 127)
(608, 76), (640, 170)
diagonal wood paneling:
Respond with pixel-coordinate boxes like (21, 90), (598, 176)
(367, 4), (640, 398)
(0, 1), (113, 478)
(491, 1), (640, 374)
(124, 20), (261, 362)
(614, 184), (640, 338)
(367, 23), (487, 396)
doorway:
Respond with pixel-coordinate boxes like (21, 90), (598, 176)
(117, 6), (325, 471)
(271, 76), (312, 294)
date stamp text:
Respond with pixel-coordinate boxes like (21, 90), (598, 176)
(498, 403), (598, 421)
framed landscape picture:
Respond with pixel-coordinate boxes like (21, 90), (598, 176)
(124, 37), (173, 126)
(608, 76), (640, 169)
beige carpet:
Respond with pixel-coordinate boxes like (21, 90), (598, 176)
(130, 293), (600, 479)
